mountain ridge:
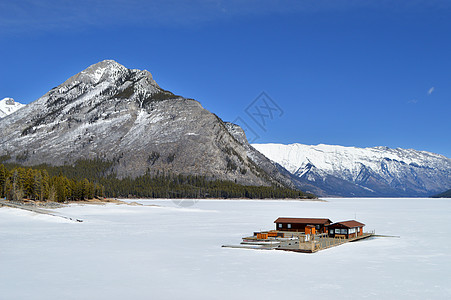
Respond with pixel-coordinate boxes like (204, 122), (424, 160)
(0, 60), (298, 190)
(432, 189), (451, 198)
(252, 143), (451, 197)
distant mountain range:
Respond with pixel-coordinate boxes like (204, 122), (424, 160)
(0, 98), (25, 118)
(2, 60), (449, 198)
(0, 60), (296, 189)
(252, 143), (451, 197)
(432, 189), (451, 198)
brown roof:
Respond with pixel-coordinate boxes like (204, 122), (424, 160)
(274, 218), (332, 225)
(331, 220), (365, 228)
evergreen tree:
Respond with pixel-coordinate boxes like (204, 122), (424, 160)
(24, 168), (34, 199)
(0, 164), (8, 198)
(0, 161), (315, 201)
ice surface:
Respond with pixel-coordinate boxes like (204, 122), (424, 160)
(1, 198), (450, 299)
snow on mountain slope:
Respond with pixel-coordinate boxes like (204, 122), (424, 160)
(0, 98), (25, 118)
(0, 60), (295, 188)
(252, 143), (451, 197)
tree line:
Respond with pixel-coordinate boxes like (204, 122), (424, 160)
(0, 164), (104, 202)
(0, 159), (315, 201)
(432, 189), (451, 198)
(99, 173), (314, 199)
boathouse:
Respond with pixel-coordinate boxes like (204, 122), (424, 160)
(328, 220), (365, 239)
(274, 218), (332, 234)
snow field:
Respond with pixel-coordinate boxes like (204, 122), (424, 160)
(0, 198), (450, 299)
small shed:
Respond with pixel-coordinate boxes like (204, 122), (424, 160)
(274, 218), (332, 233)
(328, 220), (365, 239)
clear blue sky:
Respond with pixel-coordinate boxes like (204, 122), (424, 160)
(1, 1), (450, 157)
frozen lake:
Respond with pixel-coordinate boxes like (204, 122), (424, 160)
(1, 198), (450, 299)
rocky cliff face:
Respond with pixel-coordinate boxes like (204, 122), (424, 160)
(0, 60), (291, 187)
(253, 143), (451, 197)
(224, 122), (298, 189)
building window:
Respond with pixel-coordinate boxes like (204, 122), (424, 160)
(287, 224), (291, 229)
(329, 229), (333, 235)
(341, 229), (347, 234)
(278, 223), (282, 229)
(315, 225), (320, 230)
(335, 228), (340, 234)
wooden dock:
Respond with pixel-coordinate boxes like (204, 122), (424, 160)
(223, 232), (375, 253)
(277, 232), (375, 253)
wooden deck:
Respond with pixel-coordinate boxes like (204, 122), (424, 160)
(276, 232), (375, 253)
(223, 231), (375, 254)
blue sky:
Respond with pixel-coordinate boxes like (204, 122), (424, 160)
(1, 0), (450, 157)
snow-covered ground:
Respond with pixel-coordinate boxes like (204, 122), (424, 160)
(1, 198), (450, 299)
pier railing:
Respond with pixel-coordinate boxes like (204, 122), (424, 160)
(312, 231), (374, 251)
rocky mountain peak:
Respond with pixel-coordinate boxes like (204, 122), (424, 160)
(6, 60), (178, 137)
(0, 61), (298, 190)
(0, 97), (25, 118)
(2, 97), (15, 105)
(58, 60), (159, 93)
(77, 59), (128, 84)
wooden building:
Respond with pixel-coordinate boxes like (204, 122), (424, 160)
(274, 218), (332, 234)
(327, 220), (365, 239)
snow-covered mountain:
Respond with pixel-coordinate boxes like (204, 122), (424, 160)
(0, 98), (25, 118)
(0, 60), (296, 189)
(252, 143), (451, 197)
